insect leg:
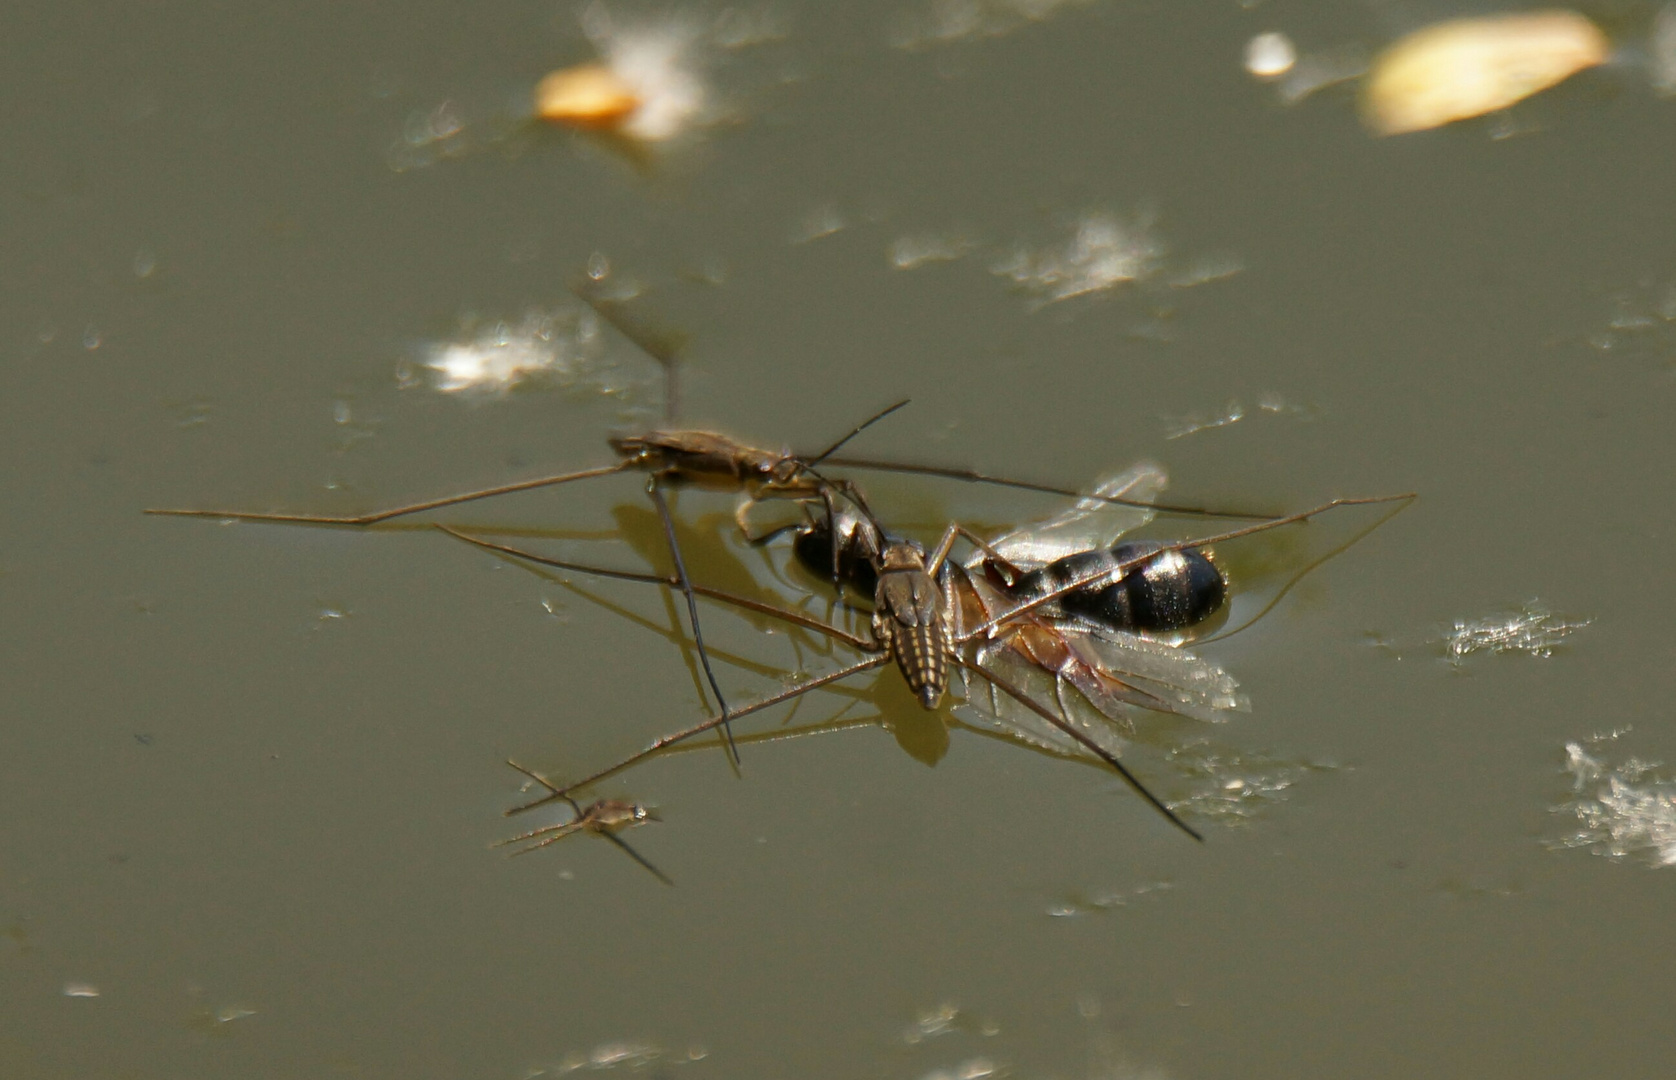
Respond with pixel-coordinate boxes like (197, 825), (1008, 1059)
(145, 460), (640, 526)
(435, 525), (875, 649)
(646, 477), (741, 767)
(955, 656), (1203, 842)
(508, 655), (891, 815)
(598, 830), (676, 887)
(820, 457), (1277, 520)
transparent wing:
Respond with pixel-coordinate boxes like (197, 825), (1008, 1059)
(974, 462), (1166, 568)
(953, 566), (1246, 733)
(1045, 621), (1248, 724)
(952, 650), (1132, 763)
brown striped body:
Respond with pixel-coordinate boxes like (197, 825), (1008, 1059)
(870, 541), (951, 709)
(608, 430), (813, 492)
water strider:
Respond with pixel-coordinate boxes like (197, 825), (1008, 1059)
(145, 281), (1269, 766)
(494, 764), (673, 886)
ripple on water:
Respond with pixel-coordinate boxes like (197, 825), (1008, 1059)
(888, 0), (1093, 51)
(991, 211), (1164, 309)
(1164, 741), (1336, 826)
(1437, 600), (1589, 665)
(415, 304), (646, 399)
(523, 1040), (708, 1077)
(1549, 733), (1676, 868)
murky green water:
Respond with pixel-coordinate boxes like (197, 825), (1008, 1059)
(5, 2), (1675, 1077)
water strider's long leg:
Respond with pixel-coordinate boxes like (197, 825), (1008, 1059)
(955, 656), (1201, 842)
(434, 526), (875, 649)
(957, 493), (1418, 642)
(507, 656), (892, 816)
(1195, 492), (1416, 644)
(595, 830), (676, 887)
(144, 460), (639, 526)
(497, 821), (587, 851)
(821, 457), (1279, 521)
(646, 478), (740, 766)
(548, 571), (871, 705)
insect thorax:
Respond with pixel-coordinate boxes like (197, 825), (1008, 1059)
(872, 549), (951, 709)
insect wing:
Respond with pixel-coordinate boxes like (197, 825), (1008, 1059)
(952, 647), (1131, 763)
(976, 463), (1166, 568)
(1045, 621), (1248, 724)
(954, 566), (1245, 730)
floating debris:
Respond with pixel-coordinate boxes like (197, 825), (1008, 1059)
(889, 0), (1092, 51)
(901, 1002), (1001, 1044)
(1045, 879), (1174, 918)
(916, 1059), (998, 1080)
(420, 306), (608, 396)
(1162, 399), (1244, 441)
(388, 101), (471, 171)
(1362, 11), (1610, 136)
(1654, 4), (1676, 96)
(536, 8), (710, 144)
(889, 231), (981, 270)
(1588, 278), (1676, 361)
(1161, 392), (1312, 440)
(1273, 45), (1368, 105)
(1164, 743), (1329, 823)
(1438, 600), (1589, 664)
(790, 203), (847, 244)
(1550, 735), (1676, 867)
(535, 63), (641, 129)
(62, 983), (100, 998)
(528, 1039), (707, 1075)
(1244, 32), (1297, 79)
(1166, 253), (1245, 289)
(992, 211), (1164, 307)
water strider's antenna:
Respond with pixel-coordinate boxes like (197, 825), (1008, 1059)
(803, 399), (913, 468)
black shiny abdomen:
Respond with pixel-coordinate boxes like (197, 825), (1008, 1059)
(792, 524), (879, 595)
(1010, 541), (1226, 632)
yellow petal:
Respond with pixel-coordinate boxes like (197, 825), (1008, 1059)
(534, 63), (641, 128)
(1363, 11), (1609, 135)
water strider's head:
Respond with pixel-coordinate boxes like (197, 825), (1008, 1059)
(767, 449), (805, 486)
(875, 539), (929, 574)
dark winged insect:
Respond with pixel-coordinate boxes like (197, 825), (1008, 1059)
(443, 478), (1411, 843)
